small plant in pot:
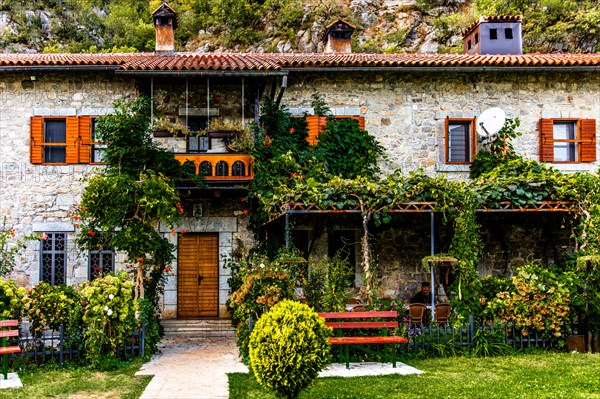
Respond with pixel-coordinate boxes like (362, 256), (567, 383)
(153, 116), (191, 137)
(225, 127), (253, 153)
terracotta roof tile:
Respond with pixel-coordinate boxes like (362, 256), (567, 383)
(0, 51), (599, 71)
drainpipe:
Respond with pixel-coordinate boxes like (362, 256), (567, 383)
(430, 212), (436, 320)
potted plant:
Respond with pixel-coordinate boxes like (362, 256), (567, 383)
(224, 127), (253, 153)
(152, 116), (191, 137)
(212, 90), (222, 105)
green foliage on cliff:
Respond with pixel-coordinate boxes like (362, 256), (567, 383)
(0, 0), (597, 53)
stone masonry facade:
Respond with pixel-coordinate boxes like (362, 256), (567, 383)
(0, 68), (598, 317)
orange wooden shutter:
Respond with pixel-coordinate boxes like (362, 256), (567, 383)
(580, 119), (597, 162)
(539, 119), (554, 162)
(306, 115), (319, 145)
(65, 116), (80, 164)
(30, 116), (44, 164)
(470, 118), (477, 162)
(79, 116), (92, 164)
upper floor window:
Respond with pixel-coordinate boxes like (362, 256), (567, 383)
(31, 116), (97, 165)
(91, 118), (107, 163)
(445, 118), (476, 164)
(490, 28), (498, 40)
(41, 232), (67, 286)
(504, 28), (513, 39)
(44, 119), (67, 163)
(539, 119), (597, 163)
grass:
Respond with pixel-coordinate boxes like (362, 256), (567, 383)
(229, 352), (600, 399)
(0, 359), (151, 399)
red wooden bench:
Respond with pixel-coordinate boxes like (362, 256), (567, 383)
(318, 311), (408, 369)
(0, 320), (21, 380)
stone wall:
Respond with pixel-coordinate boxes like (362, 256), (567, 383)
(0, 72), (134, 286)
(283, 71), (600, 178)
(1, 67), (597, 318)
(297, 212), (573, 304)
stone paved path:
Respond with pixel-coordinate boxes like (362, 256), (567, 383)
(136, 336), (248, 399)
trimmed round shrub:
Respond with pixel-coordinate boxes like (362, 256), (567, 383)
(249, 299), (332, 399)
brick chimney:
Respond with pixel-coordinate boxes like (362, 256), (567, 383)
(462, 16), (523, 55)
(322, 18), (355, 53)
(152, 2), (178, 55)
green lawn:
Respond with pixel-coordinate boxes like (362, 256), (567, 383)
(229, 352), (600, 399)
(0, 359), (151, 399)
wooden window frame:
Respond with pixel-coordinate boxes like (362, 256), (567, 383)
(89, 117), (108, 164)
(539, 118), (597, 164)
(42, 118), (68, 164)
(445, 117), (477, 164)
(31, 115), (95, 165)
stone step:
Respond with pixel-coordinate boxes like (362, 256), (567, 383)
(161, 319), (235, 338)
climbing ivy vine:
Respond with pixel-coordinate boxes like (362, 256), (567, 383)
(248, 102), (600, 316)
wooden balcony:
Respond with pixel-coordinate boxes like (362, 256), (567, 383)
(174, 153), (253, 181)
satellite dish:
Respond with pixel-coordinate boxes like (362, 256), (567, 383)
(477, 107), (506, 138)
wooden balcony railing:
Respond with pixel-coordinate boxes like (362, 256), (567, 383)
(174, 153), (253, 181)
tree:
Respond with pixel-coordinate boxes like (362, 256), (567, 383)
(75, 95), (197, 306)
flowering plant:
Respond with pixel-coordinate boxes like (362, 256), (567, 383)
(483, 262), (575, 339)
(0, 217), (39, 276)
(23, 282), (80, 338)
(226, 252), (298, 362)
(80, 273), (138, 366)
(0, 278), (26, 320)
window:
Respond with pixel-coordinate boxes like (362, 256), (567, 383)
(467, 40), (472, 50)
(187, 136), (209, 153)
(445, 118), (476, 164)
(505, 28), (513, 39)
(232, 160), (245, 176)
(31, 116), (96, 165)
(89, 248), (115, 280)
(216, 161), (228, 176)
(305, 115), (365, 146)
(90, 118), (108, 163)
(539, 119), (596, 163)
(474, 33), (479, 44)
(200, 161), (212, 176)
(490, 28), (498, 40)
(44, 119), (67, 163)
(40, 233), (67, 285)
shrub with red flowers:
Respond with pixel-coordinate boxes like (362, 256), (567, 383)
(483, 262), (575, 339)
(226, 251), (299, 362)
(0, 217), (39, 277)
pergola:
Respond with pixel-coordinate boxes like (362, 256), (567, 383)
(264, 200), (576, 318)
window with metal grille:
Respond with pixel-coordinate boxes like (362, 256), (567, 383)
(216, 161), (229, 176)
(200, 161), (212, 176)
(89, 249), (115, 280)
(232, 160), (245, 176)
(40, 232), (67, 285)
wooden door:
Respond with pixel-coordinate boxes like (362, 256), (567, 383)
(178, 233), (219, 318)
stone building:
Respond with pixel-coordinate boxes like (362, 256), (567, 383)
(0, 6), (599, 318)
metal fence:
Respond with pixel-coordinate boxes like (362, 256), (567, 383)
(5, 320), (146, 367)
(404, 316), (555, 352)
